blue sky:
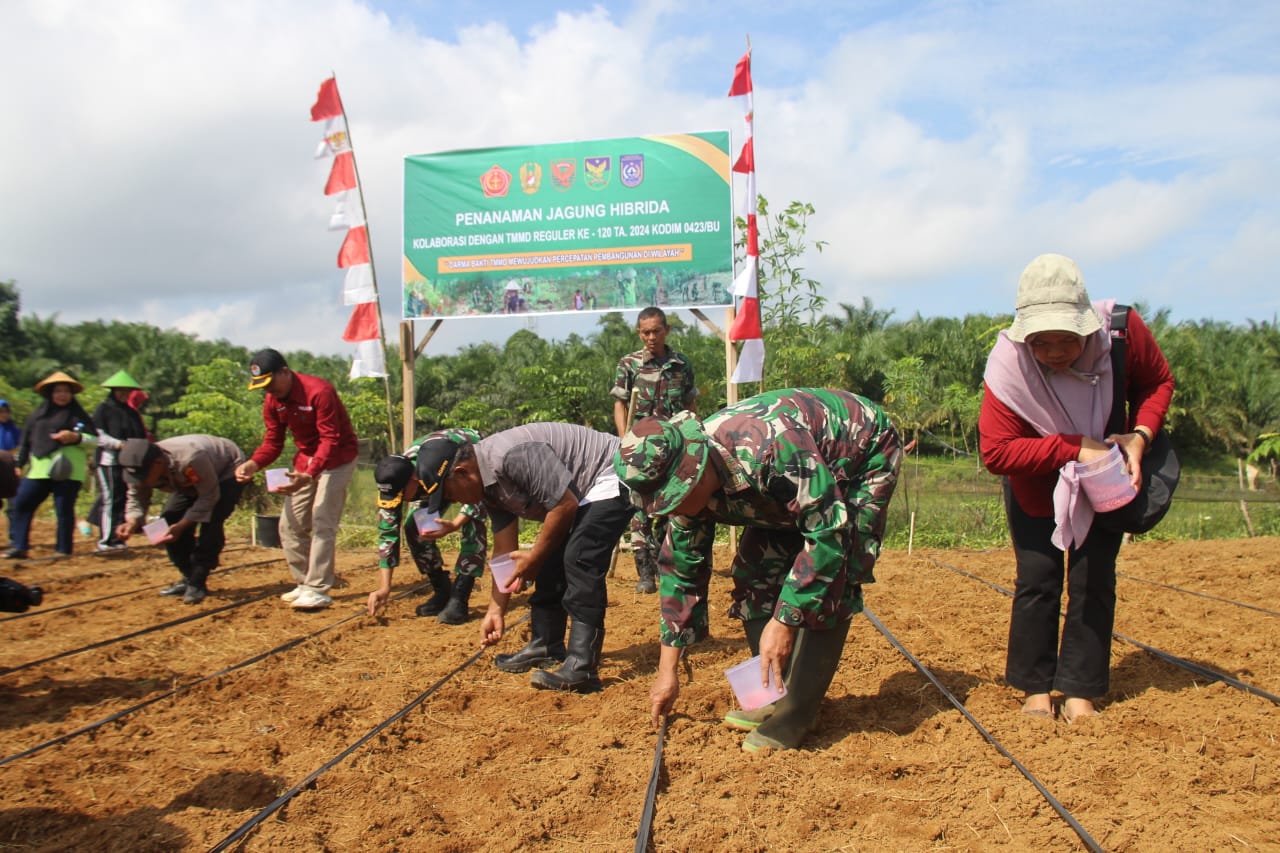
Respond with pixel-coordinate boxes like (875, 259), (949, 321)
(3, 0), (1277, 361)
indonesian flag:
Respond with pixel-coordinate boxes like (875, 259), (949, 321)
(310, 77), (343, 122)
(342, 300), (380, 342)
(342, 264), (376, 305)
(337, 224), (370, 268)
(325, 151), (357, 196)
(310, 75), (386, 378)
(350, 339), (386, 379)
(727, 49), (764, 384)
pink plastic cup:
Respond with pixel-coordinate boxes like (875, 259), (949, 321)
(142, 518), (170, 545)
(265, 468), (291, 493)
(489, 553), (518, 593)
(725, 655), (787, 711)
(413, 508), (441, 535)
(1076, 444), (1138, 512)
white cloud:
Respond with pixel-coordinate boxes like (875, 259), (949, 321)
(3, 0), (1278, 365)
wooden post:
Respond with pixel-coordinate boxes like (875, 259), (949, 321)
(399, 318), (444, 451)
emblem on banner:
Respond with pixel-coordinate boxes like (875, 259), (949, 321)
(519, 162), (543, 194)
(551, 159), (576, 191)
(480, 165), (512, 198)
(620, 154), (644, 187)
(584, 156), (611, 190)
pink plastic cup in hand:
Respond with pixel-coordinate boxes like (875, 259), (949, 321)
(489, 553), (518, 593)
(725, 655), (787, 711)
(142, 518), (170, 545)
(265, 468), (291, 493)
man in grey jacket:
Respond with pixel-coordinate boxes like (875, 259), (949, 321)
(417, 422), (632, 693)
(117, 436), (246, 605)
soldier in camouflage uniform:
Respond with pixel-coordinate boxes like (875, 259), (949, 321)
(615, 388), (902, 752)
(366, 429), (488, 625)
(610, 307), (697, 594)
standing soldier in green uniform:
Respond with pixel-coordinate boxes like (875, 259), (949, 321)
(610, 306), (697, 593)
(366, 429), (488, 624)
(614, 388), (902, 752)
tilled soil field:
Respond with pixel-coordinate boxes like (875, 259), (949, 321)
(0, 521), (1277, 852)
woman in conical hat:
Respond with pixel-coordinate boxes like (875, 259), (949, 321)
(6, 371), (112, 560)
(86, 369), (150, 550)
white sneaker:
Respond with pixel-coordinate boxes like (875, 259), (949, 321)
(280, 585), (304, 602)
(290, 589), (333, 610)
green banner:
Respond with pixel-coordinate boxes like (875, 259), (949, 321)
(403, 131), (733, 318)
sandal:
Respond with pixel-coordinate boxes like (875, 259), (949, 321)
(1021, 693), (1055, 720)
(1060, 698), (1099, 725)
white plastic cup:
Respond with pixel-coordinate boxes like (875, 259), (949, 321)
(489, 553), (517, 593)
(142, 518), (170, 545)
(413, 507), (442, 535)
(725, 655), (787, 711)
(265, 468), (291, 493)
(1075, 444), (1138, 512)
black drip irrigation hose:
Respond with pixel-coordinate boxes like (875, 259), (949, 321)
(23, 543), (258, 588)
(0, 556), (286, 624)
(862, 607), (1105, 853)
(2, 561), (383, 676)
(926, 557), (1280, 706)
(0, 589), (280, 676)
(0, 581), (432, 768)
(207, 613), (530, 853)
(1111, 631), (1280, 706)
(634, 715), (669, 853)
(1116, 572), (1280, 618)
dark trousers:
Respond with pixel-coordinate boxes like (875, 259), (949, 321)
(1003, 482), (1122, 698)
(161, 478), (245, 589)
(9, 478), (82, 554)
(526, 495), (632, 629)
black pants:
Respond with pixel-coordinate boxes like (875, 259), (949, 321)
(526, 495), (632, 630)
(1003, 482), (1122, 698)
(161, 478), (245, 589)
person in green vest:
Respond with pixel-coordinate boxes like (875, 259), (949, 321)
(6, 371), (118, 559)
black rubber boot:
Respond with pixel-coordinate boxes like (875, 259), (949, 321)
(530, 621), (604, 694)
(415, 569), (453, 617)
(495, 607), (568, 673)
(724, 618), (779, 731)
(633, 547), (658, 594)
(742, 619), (852, 753)
(436, 575), (476, 625)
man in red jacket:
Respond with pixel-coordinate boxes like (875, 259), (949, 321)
(235, 349), (359, 610)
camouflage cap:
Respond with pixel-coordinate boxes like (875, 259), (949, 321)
(613, 411), (708, 516)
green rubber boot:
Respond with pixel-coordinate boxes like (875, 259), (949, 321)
(723, 617), (779, 732)
(742, 619), (851, 753)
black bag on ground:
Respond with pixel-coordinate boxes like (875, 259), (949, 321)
(1095, 305), (1180, 534)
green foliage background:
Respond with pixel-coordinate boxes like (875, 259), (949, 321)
(4, 194), (1280, 548)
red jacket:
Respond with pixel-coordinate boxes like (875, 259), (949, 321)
(249, 372), (358, 476)
(979, 310), (1174, 517)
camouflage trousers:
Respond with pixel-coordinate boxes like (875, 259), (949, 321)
(629, 510), (664, 581)
(404, 515), (487, 580)
(726, 461), (898, 629)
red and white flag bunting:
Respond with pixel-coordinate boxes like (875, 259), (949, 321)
(310, 76), (385, 379)
(727, 49), (764, 384)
